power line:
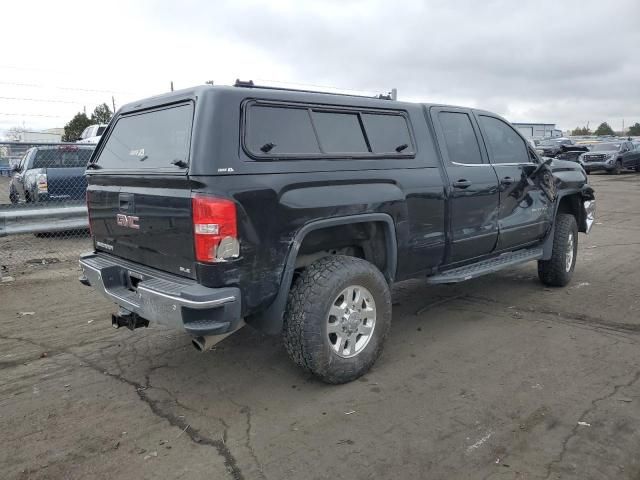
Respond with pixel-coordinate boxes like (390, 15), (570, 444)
(0, 80), (138, 95)
(0, 112), (63, 118)
(0, 96), (81, 105)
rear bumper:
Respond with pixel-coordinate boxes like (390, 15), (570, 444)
(79, 252), (242, 335)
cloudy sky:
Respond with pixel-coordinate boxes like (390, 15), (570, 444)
(1, 0), (638, 136)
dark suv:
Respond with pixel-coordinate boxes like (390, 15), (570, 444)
(580, 141), (640, 174)
(79, 84), (595, 383)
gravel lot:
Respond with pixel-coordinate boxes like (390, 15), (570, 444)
(1, 173), (639, 480)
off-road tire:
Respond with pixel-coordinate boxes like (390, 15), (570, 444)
(282, 255), (392, 384)
(538, 214), (578, 287)
(9, 188), (18, 204)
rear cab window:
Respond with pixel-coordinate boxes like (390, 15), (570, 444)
(33, 148), (93, 169)
(93, 103), (193, 171)
(243, 101), (415, 159)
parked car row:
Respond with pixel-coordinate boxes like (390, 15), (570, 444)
(533, 137), (640, 174)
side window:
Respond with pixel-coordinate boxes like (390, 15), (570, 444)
(246, 105), (320, 155)
(360, 113), (413, 154)
(244, 103), (415, 158)
(311, 111), (368, 154)
(438, 112), (483, 165)
(479, 116), (530, 164)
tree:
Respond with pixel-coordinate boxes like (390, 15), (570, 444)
(627, 122), (640, 136)
(91, 103), (113, 124)
(593, 122), (615, 136)
(571, 126), (591, 136)
(5, 126), (26, 141)
(62, 112), (91, 142)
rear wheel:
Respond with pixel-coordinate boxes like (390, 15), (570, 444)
(9, 188), (18, 204)
(283, 255), (391, 384)
(538, 214), (578, 287)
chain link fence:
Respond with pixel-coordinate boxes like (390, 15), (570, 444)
(0, 142), (93, 275)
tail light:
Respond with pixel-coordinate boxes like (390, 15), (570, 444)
(192, 194), (239, 263)
(36, 173), (48, 194)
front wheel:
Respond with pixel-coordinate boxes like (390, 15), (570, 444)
(609, 160), (622, 175)
(538, 214), (578, 287)
(283, 255), (391, 384)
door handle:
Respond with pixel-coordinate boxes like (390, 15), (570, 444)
(500, 176), (514, 185)
(453, 179), (472, 189)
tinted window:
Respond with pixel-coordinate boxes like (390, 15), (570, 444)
(96, 104), (193, 170)
(96, 126), (107, 136)
(246, 106), (319, 155)
(312, 111), (368, 153)
(361, 114), (413, 154)
(438, 112), (483, 164)
(32, 148), (93, 168)
(479, 116), (530, 164)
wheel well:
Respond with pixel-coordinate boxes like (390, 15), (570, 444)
(557, 193), (585, 232)
(294, 222), (391, 281)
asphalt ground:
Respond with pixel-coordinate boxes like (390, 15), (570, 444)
(1, 172), (639, 480)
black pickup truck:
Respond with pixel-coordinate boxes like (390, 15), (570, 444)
(79, 84), (595, 383)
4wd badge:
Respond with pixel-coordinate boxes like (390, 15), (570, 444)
(116, 213), (140, 229)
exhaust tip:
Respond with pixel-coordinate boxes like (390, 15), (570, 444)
(192, 337), (206, 352)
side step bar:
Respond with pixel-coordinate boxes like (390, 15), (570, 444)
(427, 247), (543, 284)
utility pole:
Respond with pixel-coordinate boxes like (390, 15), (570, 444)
(112, 96), (116, 113)
(170, 81), (174, 92)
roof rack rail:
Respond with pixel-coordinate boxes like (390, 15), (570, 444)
(233, 79), (396, 101)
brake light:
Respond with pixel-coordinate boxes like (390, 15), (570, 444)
(36, 173), (48, 193)
(192, 195), (239, 263)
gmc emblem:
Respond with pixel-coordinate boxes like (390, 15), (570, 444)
(116, 213), (140, 229)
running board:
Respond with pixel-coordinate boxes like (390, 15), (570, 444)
(427, 247), (543, 284)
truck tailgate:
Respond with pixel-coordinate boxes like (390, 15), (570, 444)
(87, 181), (196, 279)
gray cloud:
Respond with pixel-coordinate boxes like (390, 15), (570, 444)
(151, 0), (640, 130)
(2, 0), (638, 134)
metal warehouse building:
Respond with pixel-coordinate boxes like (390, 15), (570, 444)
(512, 123), (562, 140)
